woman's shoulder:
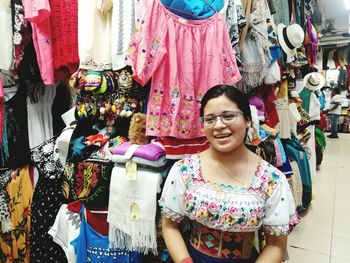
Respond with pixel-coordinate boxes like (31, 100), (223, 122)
(170, 154), (201, 184)
(255, 159), (287, 196)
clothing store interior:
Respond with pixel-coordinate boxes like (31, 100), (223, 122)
(1, 0), (350, 262)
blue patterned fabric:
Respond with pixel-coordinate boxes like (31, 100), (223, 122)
(188, 243), (254, 263)
(160, 0), (224, 20)
(71, 205), (139, 263)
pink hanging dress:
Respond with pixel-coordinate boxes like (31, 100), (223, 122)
(126, 0), (241, 139)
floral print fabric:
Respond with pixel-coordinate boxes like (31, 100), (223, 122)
(226, 0), (246, 64)
(0, 166), (32, 263)
(126, 0), (241, 139)
(159, 155), (299, 235)
(30, 137), (67, 262)
(74, 159), (113, 207)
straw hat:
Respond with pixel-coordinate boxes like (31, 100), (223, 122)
(277, 23), (305, 55)
(303, 72), (325, 91)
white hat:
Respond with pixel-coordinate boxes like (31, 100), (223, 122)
(303, 72), (325, 91)
(277, 23), (305, 55)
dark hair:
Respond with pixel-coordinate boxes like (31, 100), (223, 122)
(200, 85), (252, 122)
(332, 88), (340, 94)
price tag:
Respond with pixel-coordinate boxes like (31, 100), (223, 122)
(126, 161), (137, 180)
(130, 202), (140, 221)
(124, 144), (140, 159)
(299, 151), (304, 160)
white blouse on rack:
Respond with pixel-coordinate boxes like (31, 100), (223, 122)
(0, 0), (13, 71)
(78, 0), (113, 70)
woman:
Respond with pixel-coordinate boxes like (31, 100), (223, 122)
(159, 85), (299, 263)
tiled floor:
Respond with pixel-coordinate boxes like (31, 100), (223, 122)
(288, 133), (350, 263)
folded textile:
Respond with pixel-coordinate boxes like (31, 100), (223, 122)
(110, 155), (168, 168)
(157, 137), (209, 159)
(110, 142), (165, 161)
(108, 165), (161, 254)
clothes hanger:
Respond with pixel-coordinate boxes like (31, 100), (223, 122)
(89, 210), (109, 214)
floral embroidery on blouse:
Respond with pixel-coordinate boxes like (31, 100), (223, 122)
(159, 155), (299, 235)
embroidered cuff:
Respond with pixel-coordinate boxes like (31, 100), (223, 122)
(159, 205), (184, 224)
(264, 213), (300, 236)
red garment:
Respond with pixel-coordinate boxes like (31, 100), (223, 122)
(256, 85), (279, 128)
(333, 51), (341, 68)
(67, 200), (109, 236)
(0, 79), (3, 145)
(157, 137), (209, 159)
(347, 65), (350, 87)
(50, 0), (79, 75)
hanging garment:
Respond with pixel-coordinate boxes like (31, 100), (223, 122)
(237, 0), (271, 93)
(78, 0), (113, 70)
(71, 204), (140, 263)
(315, 51), (323, 70)
(160, 0), (224, 20)
(27, 84), (55, 148)
(298, 88), (320, 178)
(327, 50), (336, 69)
(11, 0), (31, 73)
(0, 169), (12, 232)
(256, 85), (279, 128)
(0, 166), (32, 263)
(0, 0), (13, 71)
(273, 0), (289, 26)
(49, 204), (81, 263)
(108, 165), (162, 254)
(73, 159), (113, 207)
(238, 0), (252, 50)
(283, 136), (312, 211)
(338, 49), (347, 68)
(23, 0), (55, 84)
(111, 0), (138, 70)
(126, 0), (241, 139)
(288, 161), (303, 210)
(0, 79), (3, 146)
(226, 0), (246, 63)
(50, 0), (79, 74)
(30, 137), (67, 262)
(1, 83), (31, 168)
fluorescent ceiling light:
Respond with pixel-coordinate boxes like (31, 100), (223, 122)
(345, 0), (350, 10)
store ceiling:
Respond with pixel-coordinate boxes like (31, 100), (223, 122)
(317, 0), (348, 30)
(317, 0), (350, 47)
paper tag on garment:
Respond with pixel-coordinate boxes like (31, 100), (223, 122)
(299, 151), (304, 160)
(130, 202), (140, 221)
(126, 161), (137, 180)
(124, 144), (140, 159)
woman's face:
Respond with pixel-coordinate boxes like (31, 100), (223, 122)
(203, 95), (250, 153)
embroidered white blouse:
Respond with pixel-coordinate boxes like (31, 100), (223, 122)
(159, 155), (299, 235)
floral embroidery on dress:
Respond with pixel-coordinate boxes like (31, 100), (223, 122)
(223, 48), (241, 83)
(75, 162), (100, 199)
(159, 155), (299, 234)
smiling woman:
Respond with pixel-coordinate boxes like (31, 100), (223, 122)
(159, 85), (299, 263)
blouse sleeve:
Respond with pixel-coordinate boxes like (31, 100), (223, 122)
(263, 168), (300, 235)
(158, 162), (186, 223)
(125, 0), (167, 86)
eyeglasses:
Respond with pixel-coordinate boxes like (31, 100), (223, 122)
(200, 111), (244, 127)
